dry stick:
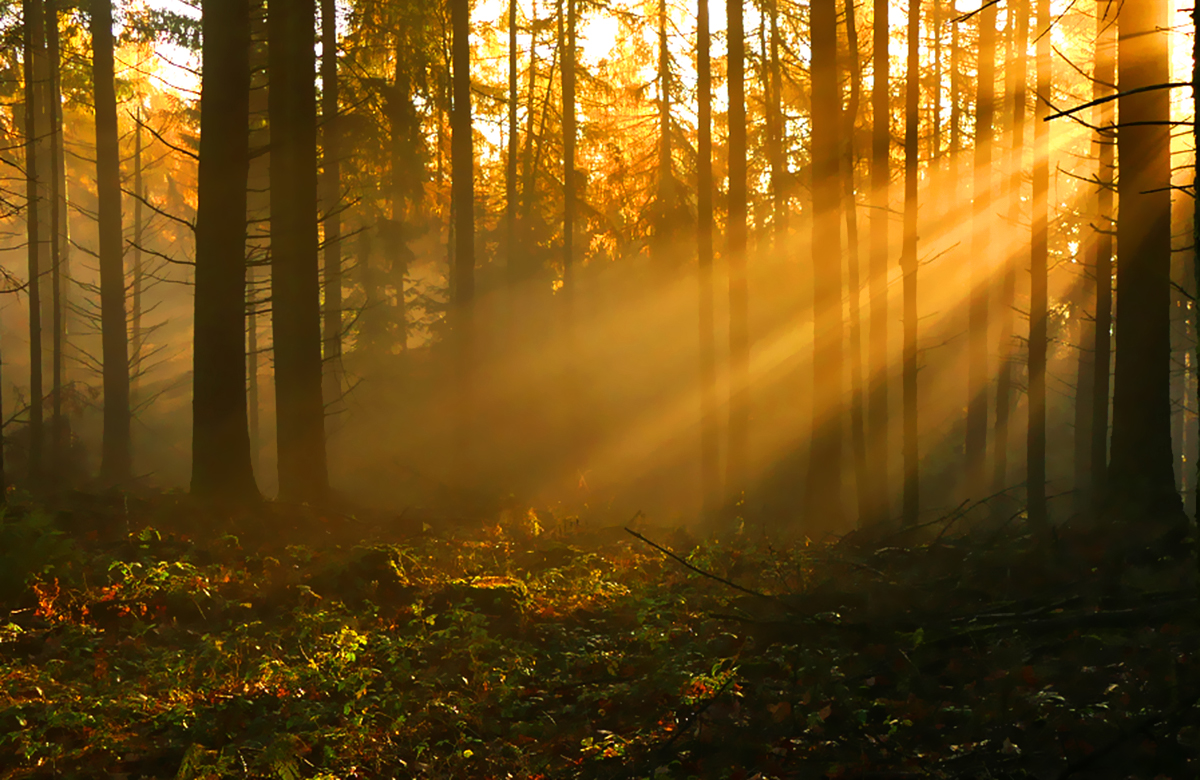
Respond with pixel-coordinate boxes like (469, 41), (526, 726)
(623, 526), (783, 605)
(1045, 82), (1191, 122)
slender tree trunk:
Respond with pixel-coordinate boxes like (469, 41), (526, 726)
(769, 0), (784, 239)
(805, 0), (845, 531)
(521, 0), (539, 238)
(965, 1), (997, 499)
(655, 0), (671, 264)
(992, 0), (1028, 495)
(269, 0), (329, 503)
(247, 264), (259, 466)
(321, 0), (343, 403)
(868, 0), (889, 521)
(23, 0), (44, 486)
(842, 0), (868, 526)
(92, 0), (131, 485)
(46, 0), (64, 481)
(1027, 0), (1050, 526)
(507, 0), (519, 283)
(389, 36), (410, 351)
(697, 0), (719, 522)
(132, 106), (144, 399)
(1109, 0), (1182, 520)
(725, 0), (749, 510)
(900, 0), (920, 526)
(451, 0), (476, 469)
(1192, 0), (1200, 536)
(192, 0), (258, 502)
(561, 0), (575, 301)
(1071, 22), (1096, 513)
(1090, 7), (1115, 507)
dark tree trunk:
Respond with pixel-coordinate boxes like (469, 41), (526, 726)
(1109, 0), (1182, 519)
(321, 0), (343, 402)
(696, 0), (719, 522)
(1090, 6), (1115, 507)
(132, 106), (144, 399)
(269, 0), (329, 503)
(388, 35), (410, 351)
(900, 0), (920, 526)
(92, 0), (131, 485)
(23, 0), (44, 486)
(451, 0), (475, 468)
(1027, 0), (1050, 526)
(46, 0), (65, 481)
(561, 0), (575, 305)
(1193, 1), (1200, 533)
(725, 0), (749, 509)
(805, 0), (845, 531)
(768, 0), (784, 239)
(507, 0), (518, 283)
(868, 0), (889, 521)
(192, 0), (258, 502)
(654, 0), (671, 264)
(993, 0), (1029, 494)
(842, 0), (868, 526)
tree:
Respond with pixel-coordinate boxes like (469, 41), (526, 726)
(804, 0), (844, 530)
(1108, 0), (1182, 520)
(46, 0), (66, 481)
(92, 0), (132, 485)
(23, 0), (45, 487)
(451, 0), (476, 467)
(696, 0), (718, 522)
(269, 0), (329, 503)
(321, 0), (343, 403)
(867, 0), (889, 521)
(899, 0), (919, 526)
(1025, 0), (1050, 526)
(725, 0), (748, 510)
(191, 0), (258, 502)
(506, 0), (518, 284)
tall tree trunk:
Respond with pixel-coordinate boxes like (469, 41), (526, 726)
(92, 0), (131, 485)
(269, 0), (329, 503)
(842, 0), (868, 526)
(697, 0), (719, 522)
(965, 1), (997, 499)
(654, 0), (671, 264)
(46, 0), (64, 481)
(900, 0), (919, 526)
(992, 0), (1029, 494)
(23, 0), (44, 486)
(388, 35), (410, 351)
(451, 0), (476, 468)
(507, 0), (518, 283)
(867, 0), (889, 521)
(1090, 5), (1115, 506)
(768, 0), (784, 239)
(1027, 0), (1050, 526)
(1109, 0), (1182, 519)
(725, 0), (749, 510)
(247, 264), (259, 466)
(131, 105), (144, 399)
(192, 0), (258, 502)
(1192, 0), (1200, 533)
(321, 0), (343, 403)
(805, 0), (845, 531)
(521, 0), (539, 240)
(1072, 17), (1097, 513)
(561, 0), (575, 304)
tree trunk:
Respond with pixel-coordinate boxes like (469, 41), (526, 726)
(654, 0), (671, 264)
(451, 0), (476, 469)
(697, 0), (719, 523)
(269, 0), (329, 503)
(321, 0), (343, 403)
(1192, 0), (1200, 533)
(46, 0), (65, 481)
(842, 0), (868, 526)
(23, 0), (44, 487)
(992, 0), (1029, 495)
(965, 1), (996, 499)
(388, 35), (410, 351)
(867, 0), (889, 522)
(92, 0), (131, 485)
(805, 0), (845, 531)
(1027, 0), (1050, 527)
(900, 0), (919, 526)
(132, 105), (144, 399)
(507, 0), (518, 283)
(192, 0), (258, 502)
(1109, 0), (1182, 520)
(1090, 4), (1115, 507)
(725, 0), (749, 510)
(768, 0), (784, 240)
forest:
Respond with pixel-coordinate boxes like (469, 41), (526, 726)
(0, 0), (1199, 776)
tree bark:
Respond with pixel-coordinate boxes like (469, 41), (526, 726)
(805, 0), (845, 531)
(192, 0), (259, 502)
(321, 0), (343, 403)
(269, 0), (329, 503)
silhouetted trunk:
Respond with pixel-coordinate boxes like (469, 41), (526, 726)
(867, 0), (889, 519)
(23, 0), (44, 486)
(805, 0), (845, 530)
(507, 0), (518, 283)
(92, 0), (131, 485)
(697, 0), (718, 522)
(46, 0), (64, 480)
(768, 0), (784, 238)
(1193, 1), (1200, 530)
(269, 0), (329, 503)
(388, 34), (410, 351)
(521, 0), (539, 242)
(451, 0), (475, 466)
(654, 0), (671, 263)
(900, 0), (919, 526)
(965, 1), (996, 498)
(561, 0), (575, 303)
(992, 0), (1029, 494)
(1027, 0), (1050, 526)
(1090, 6), (1115, 506)
(1072, 32), (1097, 514)
(725, 0), (749, 508)
(321, 0), (343, 402)
(131, 106), (144, 399)
(842, 0), (868, 526)
(1109, 0), (1182, 519)
(192, 0), (258, 502)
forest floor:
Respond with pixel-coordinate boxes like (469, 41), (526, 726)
(0, 493), (1198, 779)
